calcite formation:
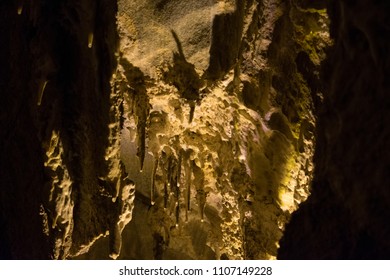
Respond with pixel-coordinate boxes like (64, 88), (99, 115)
(1, 0), (332, 259)
(79, 0), (330, 260)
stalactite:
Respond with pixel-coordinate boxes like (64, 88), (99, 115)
(183, 154), (192, 222)
(164, 181), (168, 209)
(166, 154), (177, 216)
(88, 32), (94, 49)
(109, 223), (121, 260)
(175, 201), (179, 227)
(17, 1), (23, 15)
(172, 159), (178, 195)
(187, 161), (193, 212)
(193, 162), (205, 223)
(135, 75), (150, 173)
(163, 151), (182, 225)
(151, 156), (159, 206)
(167, 155), (174, 193)
(119, 58), (149, 173)
(175, 151), (182, 225)
(189, 101), (195, 123)
(137, 120), (146, 172)
(197, 189), (206, 223)
(177, 150), (182, 194)
(37, 80), (48, 106)
(160, 151), (169, 209)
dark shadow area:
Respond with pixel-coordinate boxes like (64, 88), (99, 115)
(120, 58), (149, 171)
(205, 0), (245, 80)
(278, 0), (390, 259)
(163, 30), (202, 122)
(0, 0), (119, 259)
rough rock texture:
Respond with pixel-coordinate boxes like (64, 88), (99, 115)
(0, 1), (134, 259)
(77, 0), (329, 260)
(1, 0), (337, 260)
(278, 0), (390, 259)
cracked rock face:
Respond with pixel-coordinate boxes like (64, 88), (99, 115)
(1, 0), (332, 260)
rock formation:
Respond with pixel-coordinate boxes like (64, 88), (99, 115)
(1, 0), (388, 260)
(278, 0), (390, 259)
(0, 0), (131, 259)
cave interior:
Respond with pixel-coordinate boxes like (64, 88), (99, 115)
(0, 0), (389, 260)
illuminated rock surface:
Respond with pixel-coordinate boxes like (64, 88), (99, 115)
(1, 0), (388, 260)
(78, 0), (329, 260)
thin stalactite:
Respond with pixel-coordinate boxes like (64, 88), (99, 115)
(151, 156), (159, 205)
(164, 181), (168, 209)
(184, 156), (192, 222)
(137, 120), (146, 172)
(189, 101), (195, 123)
(175, 201), (179, 227)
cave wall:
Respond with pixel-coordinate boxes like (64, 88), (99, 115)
(0, 0), (345, 260)
(278, 0), (390, 259)
(0, 0), (134, 259)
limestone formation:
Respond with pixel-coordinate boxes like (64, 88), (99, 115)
(84, 0), (330, 259)
(2, 0), (387, 260)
